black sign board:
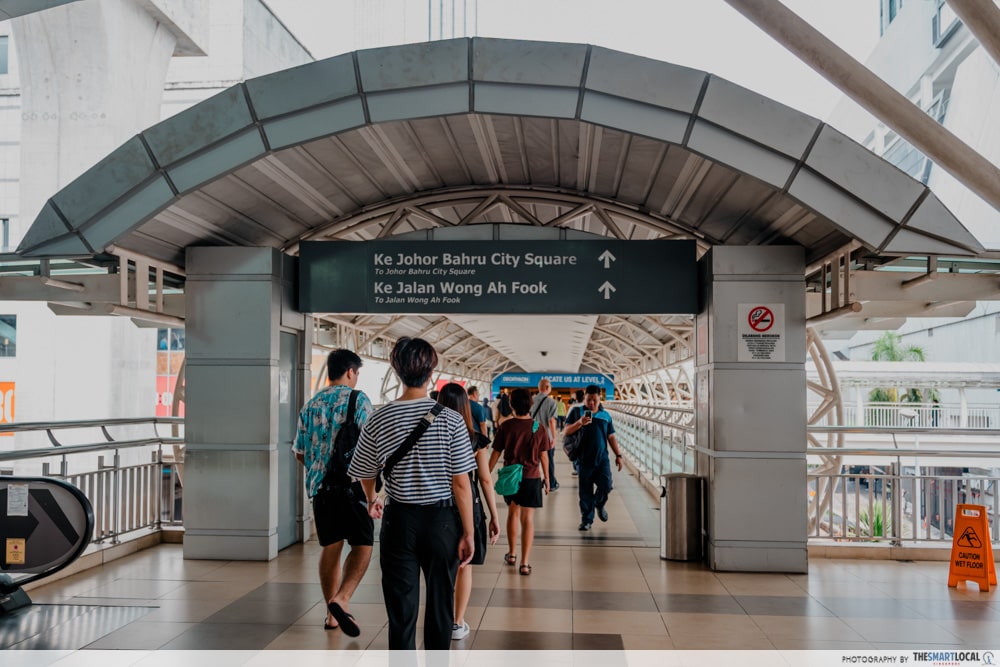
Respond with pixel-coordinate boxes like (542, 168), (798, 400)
(299, 239), (696, 314)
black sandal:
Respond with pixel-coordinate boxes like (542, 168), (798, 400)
(519, 564), (532, 576)
(504, 553), (516, 565)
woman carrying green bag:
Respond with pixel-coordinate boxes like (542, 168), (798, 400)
(488, 388), (551, 575)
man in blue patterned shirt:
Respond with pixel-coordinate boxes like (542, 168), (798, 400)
(294, 349), (373, 637)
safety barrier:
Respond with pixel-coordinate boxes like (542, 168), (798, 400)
(0, 418), (184, 545)
(836, 402), (998, 429)
(807, 426), (1000, 545)
(605, 403), (695, 486)
(607, 405), (1000, 546)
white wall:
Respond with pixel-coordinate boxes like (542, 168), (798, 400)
(0, 1), (316, 461)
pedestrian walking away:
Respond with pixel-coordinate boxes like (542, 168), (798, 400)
(293, 349), (374, 637)
(490, 388), (551, 576)
(530, 378), (559, 491)
(436, 383), (500, 641)
(348, 337), (476, 650)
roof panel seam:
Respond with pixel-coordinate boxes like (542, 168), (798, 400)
(683, 75), (712, 147)
(877, 187), (932, 254)
(782, 122), (825, 194)
(240, 81), (271, 154)
(575, 45), (593, 120)
(137, 133), (180, 198)
(352, 51), (371, 125)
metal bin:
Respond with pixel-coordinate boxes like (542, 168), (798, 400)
(660, 474), (704, 561)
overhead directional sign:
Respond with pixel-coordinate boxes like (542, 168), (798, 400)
(299, 240), (696, 314)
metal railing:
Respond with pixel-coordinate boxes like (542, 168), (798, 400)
(807, 426), (1000, 545)
(0, 417), (184, 544)
(606, 403), (695, 483)
(835, 402), (999, 429)
(607, 404), (1000, 546)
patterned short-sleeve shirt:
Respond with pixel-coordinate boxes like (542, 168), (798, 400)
(293, 385), (373, 498)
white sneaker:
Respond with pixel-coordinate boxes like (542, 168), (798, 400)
(451, 621), (470, 640)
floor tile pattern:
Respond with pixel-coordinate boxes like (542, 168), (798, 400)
(2, 457), (997, 652)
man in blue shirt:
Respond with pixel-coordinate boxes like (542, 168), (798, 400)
(468, 386), (489, 439)
(563, 384), (624, 531)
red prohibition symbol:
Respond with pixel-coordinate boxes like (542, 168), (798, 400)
(748, 306), (774, 332)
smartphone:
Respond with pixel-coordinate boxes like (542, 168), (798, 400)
(584, 410), (592, 418)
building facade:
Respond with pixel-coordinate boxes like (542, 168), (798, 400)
(0, 0), (311, 449)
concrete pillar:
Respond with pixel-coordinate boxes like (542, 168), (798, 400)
(183, 247), (306, 560)
(695, 246), (807, 573)
(4, 1), (203, 435)
(13, 0), (182, 231)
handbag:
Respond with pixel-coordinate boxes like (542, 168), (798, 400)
(494, 463), (523, 496)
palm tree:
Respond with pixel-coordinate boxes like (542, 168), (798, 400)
(868, 331), (937, 403)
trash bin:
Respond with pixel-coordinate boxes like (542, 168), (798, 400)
(660, 474), (704, 561)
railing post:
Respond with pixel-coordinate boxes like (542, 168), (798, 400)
(889, 462), (902, 546)
(112, 449), (121, 544)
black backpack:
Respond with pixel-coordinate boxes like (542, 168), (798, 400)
(321, 390), (361, 490)
(498, 393), (512, 417)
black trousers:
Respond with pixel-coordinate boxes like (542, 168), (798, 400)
(380, 501), (461, 650)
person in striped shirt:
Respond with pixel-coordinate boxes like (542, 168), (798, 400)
(348, 337), (476, 650)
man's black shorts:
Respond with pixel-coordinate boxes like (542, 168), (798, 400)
(312, 486), (375, 547)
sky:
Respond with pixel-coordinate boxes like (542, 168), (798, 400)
(265, 0), (880, 121)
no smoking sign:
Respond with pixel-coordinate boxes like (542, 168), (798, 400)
(738, 303), (785, 362)
(747, 306), (774, 332)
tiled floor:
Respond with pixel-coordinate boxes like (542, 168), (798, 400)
(3, 457), (999, 653)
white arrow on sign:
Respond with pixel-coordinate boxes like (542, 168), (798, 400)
(598, 249), (616, 269)
(598, 281), (616, 300)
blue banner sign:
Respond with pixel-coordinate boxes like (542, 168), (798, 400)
(491, 372), (615, 398)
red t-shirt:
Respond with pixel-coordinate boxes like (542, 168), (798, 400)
(492, 418), (552, 479)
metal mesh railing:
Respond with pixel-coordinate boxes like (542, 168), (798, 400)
(606, 405), (1000, 546)
(0, 418), (184, 544)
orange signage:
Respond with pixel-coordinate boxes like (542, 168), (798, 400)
(947, 504), (997, 592)
(0, 381), (13, 436)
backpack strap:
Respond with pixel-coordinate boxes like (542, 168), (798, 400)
(382, 402), (445, 481)
(344, 389), (359, 427)
(320, 389), (361, 490)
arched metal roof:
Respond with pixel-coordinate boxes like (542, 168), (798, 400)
(18, 37), (982, 263)
(13, 37), (986, 386)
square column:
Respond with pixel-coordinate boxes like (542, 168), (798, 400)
(695, 246), (807, 573)
(183, 247), (303, 560)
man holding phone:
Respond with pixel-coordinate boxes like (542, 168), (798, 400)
(563, 384), (624, 531)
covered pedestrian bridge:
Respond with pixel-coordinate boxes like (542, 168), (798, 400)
(10, 37), (996, 572)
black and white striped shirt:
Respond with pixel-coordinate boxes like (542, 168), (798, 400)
(348, 397), (476, 504)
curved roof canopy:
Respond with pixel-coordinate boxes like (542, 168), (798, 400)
(19, 37), (982, 264)
(14, 38), (987, 386)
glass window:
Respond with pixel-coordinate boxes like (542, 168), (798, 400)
(157, 328), (184, 350)
(0, 315), (15, 357)
(2, 218), (9, 252)
(0, 36), (8, 75)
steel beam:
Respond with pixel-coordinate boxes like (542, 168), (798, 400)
(947, 0), (1000, 72)
(725, 0), (1000, 214)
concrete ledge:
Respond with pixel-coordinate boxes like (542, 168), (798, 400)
(808, 541), (1000, 562)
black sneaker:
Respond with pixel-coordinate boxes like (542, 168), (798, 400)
(550, 482), (560, 491)
(578, 522), (591, 531)
(597, 507), (608, 522)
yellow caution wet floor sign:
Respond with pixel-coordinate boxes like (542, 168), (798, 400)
(947, 504), (997, 592)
